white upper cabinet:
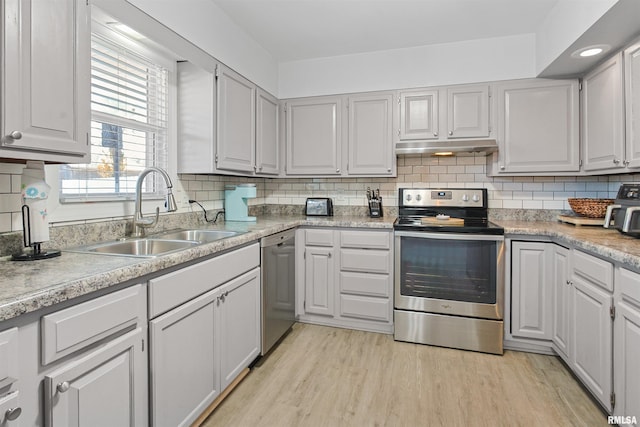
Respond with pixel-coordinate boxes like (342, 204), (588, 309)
(398, 84), (491, 143)
(347, 93), (395, 175)
(398, 90), (439, 140)
(446, 85), (490, 139)
(492, 79), (580, 174)
(256, 89), (279, 175)
(177, 63), (279, 176)
(625, 40), (640, 169)
(285, 96), (342, 175)
(582, 53), (625, 172)
(216, 64), (256, 173)
(1, 0), (90, 163)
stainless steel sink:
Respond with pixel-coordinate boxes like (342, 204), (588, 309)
(67, 238), (198, 258)
(152, 229), (240, 243)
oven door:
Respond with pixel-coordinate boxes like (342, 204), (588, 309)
(394, 231), (504, 320)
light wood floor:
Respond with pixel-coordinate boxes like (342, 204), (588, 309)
(203, 323), (608, 427)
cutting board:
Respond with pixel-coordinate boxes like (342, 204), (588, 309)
(557, 215), (604, 226)
(420, 217), (465, 225)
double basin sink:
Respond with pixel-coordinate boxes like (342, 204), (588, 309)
(67, 229), (241, 258)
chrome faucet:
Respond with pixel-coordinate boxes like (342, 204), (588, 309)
(132, 167), (178, 237)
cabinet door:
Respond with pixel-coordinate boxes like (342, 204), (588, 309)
(150, 290), (218, 427)
(625, 41), (640, 169)
(44, 328), (147, 427)
(216, 65), (255, 173)
(511, 241), (552, 340)
(285, 97), (342, 175)
(494, 79), (579, 173)
(551, 245), (571, 362)
(446, 85), (490, 139)
(582, 53), (625, 172)
(217, 268), (261, 391)
(256, 89), (279, 175)
(347, 93), (394, 175)
(398, 90), (439, 140)
(1, 0), (90, 162)
(304, 246), (335, 316)
(0, 391), (20, 426)
(614, 269), (640, 420)
(571, 276), (613, 412)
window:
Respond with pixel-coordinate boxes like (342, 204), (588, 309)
(60, 28), (170, 201)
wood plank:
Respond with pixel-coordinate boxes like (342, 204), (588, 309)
(201, 324), (608, 426)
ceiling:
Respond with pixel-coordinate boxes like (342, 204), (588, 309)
(211, 0), (560, 62)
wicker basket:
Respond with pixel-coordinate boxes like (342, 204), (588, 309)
(568, 198), (614, 218)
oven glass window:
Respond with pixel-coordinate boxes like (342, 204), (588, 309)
(399, 236), (497, 304)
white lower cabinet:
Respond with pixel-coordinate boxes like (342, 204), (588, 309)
(148, 244), (261, 427)
(40, 284), (148, 427)
(510, 241), (553, 340)
(150, 290), (218, 427)
(150, 268), (260, 427)
(44, 328), (146, 427)
(614, 268), (640, 419)
(297, 228), (393, 333)
(551, 245), (571, 363)
(570, 274), (613, 411)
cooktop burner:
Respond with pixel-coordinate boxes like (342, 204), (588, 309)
(394, 188), (504, 235)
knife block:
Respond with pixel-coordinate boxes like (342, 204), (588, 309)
(368, 198), (383, 217)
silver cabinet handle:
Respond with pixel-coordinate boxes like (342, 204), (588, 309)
(387, 168), (391, 172)
(624, 160), (630, 166)
(448, 131), (453, 136)
(336, 168), (340, 173)
(566, 280), (570, 285)
(57, 381), (70, 393)
(220, 294), (225, 302)
(613, 158), (621, 164)
(500, 165), (505, 170)
(327, 252), (332, 258)
(8, 131), (22, 140)
(433, 132), (438, 137)
(5, 407), (21, 421)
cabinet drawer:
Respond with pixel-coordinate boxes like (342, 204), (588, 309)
(340, 248), (390, 274)
(0, 328), (18, 394)
(340, 294), (390, 322)
(340, 272), (390, 297)
(41, 284), (145, 365)
(149, 243), (259, 318)
(340, 230), (390, 249)
(572, 250), (613, 292)
(305, 229), (334, 246)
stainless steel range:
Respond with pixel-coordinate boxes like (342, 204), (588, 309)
(393, 188), (505, 355)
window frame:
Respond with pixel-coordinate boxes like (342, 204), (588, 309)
(46, 13), (181, 224)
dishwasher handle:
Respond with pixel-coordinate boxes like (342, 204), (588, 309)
(261, 229), (296, 247)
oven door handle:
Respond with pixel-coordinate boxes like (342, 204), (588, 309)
(394, 230), (505, 241)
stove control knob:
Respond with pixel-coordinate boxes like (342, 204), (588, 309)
(461, 194), (469, 202)
(472, 194), (480, 203)
(415, 194), (422, 201)
(406, 194), (412, 201)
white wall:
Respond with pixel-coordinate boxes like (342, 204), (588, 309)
(126, 0), (279, 95)
(278, 34), (536, 98)
(535, 0), (618, 75)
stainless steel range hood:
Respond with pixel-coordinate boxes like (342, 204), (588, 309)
(395, 139), (498, 156)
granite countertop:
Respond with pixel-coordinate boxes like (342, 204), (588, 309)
(2, 214), (639, 324)
(498, 220), (640, 271)
(0, 215), (394, 322)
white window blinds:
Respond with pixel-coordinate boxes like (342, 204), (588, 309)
(60, 32), (169, 201)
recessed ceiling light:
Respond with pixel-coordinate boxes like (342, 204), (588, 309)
(571, 44), (610, 59)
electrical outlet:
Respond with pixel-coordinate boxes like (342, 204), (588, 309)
(336, 188), (345, 202)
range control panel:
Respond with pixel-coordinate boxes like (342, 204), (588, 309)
(399, 188), (487, 208)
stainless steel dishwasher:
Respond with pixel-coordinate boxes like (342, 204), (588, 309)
(260, 229), (296, 355)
